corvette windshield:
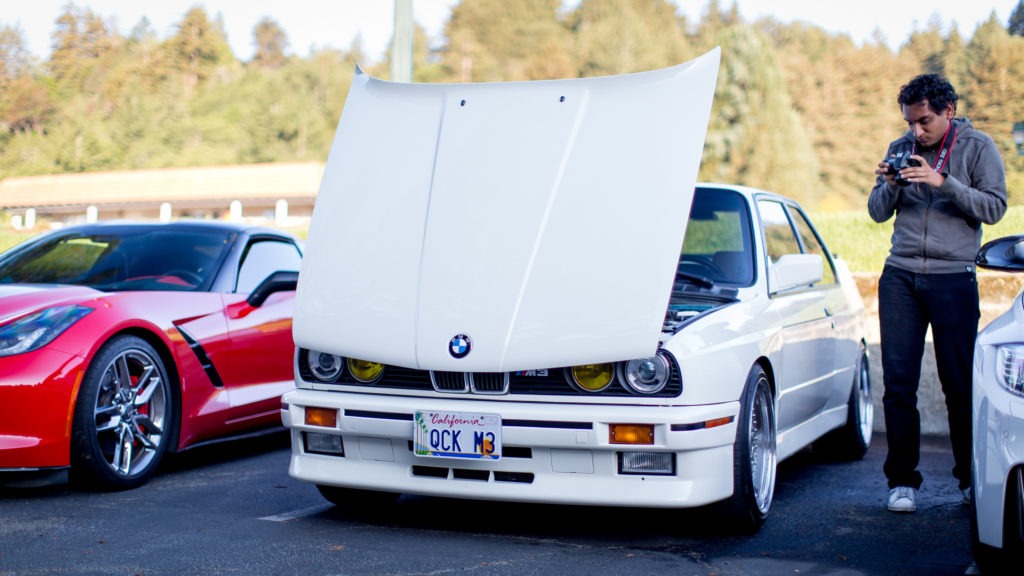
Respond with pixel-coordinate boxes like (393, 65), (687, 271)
(0, 229), (233, 291)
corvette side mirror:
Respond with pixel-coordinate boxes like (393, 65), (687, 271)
(247, 271), (299, 307)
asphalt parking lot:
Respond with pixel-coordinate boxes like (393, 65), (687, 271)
(0, 429), (978, 576)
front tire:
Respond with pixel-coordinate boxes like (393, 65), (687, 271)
(71, 335), (175, 490)
(715, 364), (777, 533)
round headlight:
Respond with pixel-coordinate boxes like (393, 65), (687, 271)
(570, 363), (615, 392)
(347, 358), (384, 383)
(622, 354), (671, 394)
(306, 350), (344, 381)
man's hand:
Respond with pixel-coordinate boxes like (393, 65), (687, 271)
(876, 160), (897, 185)
(895, 154), (945, 187)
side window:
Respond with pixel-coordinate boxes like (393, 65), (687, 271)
(235, 239), (302, 294)
(787, 206), (837, 285)
(757, 200), (801, 262)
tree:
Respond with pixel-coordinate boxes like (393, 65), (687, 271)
(959, 15), (1024, 201)
(568, 0), (689, 77)
(441, 0), (571, 82)
(699, 23), (824, 207)
(49, 3), (117, 86)
(252, 17), (289, 68)
(0, 24), (32, 83)
(168, 6), (234, 94)
(1010, 0), (1024, 36)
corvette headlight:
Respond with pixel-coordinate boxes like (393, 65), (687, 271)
(0, 305), (93, 357)
(570, 363), (615, 392)
(996, 344), (1024, 396)
(305, 349), (344, 382)
(346, 358), (384, 383)
(622, 353), (671, 394)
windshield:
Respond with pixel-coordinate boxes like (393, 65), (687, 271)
(676, 187), (755, 287)
(0, 228), (233, 292)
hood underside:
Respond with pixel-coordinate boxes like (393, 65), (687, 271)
(294, 48), (721, 372)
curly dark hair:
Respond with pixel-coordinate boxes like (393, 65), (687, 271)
(897, 73), (959, 114)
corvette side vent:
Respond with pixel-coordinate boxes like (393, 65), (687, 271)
(430, 371), (468, 392)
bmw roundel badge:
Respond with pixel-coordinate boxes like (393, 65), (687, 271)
(448, 334), (472, 359)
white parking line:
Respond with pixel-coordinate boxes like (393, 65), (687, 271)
(259, 503), (334, 522)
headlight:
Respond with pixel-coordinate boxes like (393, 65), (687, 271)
(621, 353), (671, 394)
(996, 344), (1024, 396)
(0, 305), (92, 357)
(305, 349), (344, 381)
(569, 363), (615, 392)
(346, 358), (384, 383)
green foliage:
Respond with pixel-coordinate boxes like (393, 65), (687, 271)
(1, 0), (1024, 215)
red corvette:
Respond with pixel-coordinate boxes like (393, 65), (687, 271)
(0, 221), (302, 489)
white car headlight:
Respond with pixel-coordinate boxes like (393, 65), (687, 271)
(305, 349), (344, 381)
(621, 353), (671, 394)
(996, 344), (1024, 396)
(0, 305), (92, 357)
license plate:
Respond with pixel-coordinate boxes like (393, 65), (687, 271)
(414, 410), (501, 460)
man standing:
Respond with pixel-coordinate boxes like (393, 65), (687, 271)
(869, 73), (1007, 513)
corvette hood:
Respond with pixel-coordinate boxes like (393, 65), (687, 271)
(0, 284), (102, 324)
(294, 48), (720, 371)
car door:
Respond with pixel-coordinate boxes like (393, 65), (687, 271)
(218, 236), (303, 425)
(758, 199), (837, 433)
(785, 204), (858, 412)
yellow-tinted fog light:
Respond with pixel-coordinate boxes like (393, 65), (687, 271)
(570, 363), (615, 392)
(347, 358), (384, 383)
(609, 423), (654, 445)
(304, 406), (338, 428)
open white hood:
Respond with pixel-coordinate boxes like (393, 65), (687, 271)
(294, 48), (720, 372)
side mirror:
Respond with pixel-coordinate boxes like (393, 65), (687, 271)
(976, 235), (1024, 272)
(247, 271), (299, 307)
(769, 253), (822, 294)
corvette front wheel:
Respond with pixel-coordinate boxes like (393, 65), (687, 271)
(71, 335), (175, 490)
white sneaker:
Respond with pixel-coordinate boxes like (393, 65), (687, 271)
(961, 487), (971, 505)
(888, 486), (916, 513)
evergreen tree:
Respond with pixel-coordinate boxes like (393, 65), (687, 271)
(568, 0), (689, 77)
(1010, 0), (1024, 36)
(441, 0), (571, 82)
(699, 23), (824, 207)
(252, 17), (289, 69)
(168, 6), (234, 95)
(0, 24), (32, 82)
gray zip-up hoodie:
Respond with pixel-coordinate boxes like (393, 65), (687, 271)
(868, 117), (1007, 274)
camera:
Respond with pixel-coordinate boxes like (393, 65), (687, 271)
(884, 145), (921, 186)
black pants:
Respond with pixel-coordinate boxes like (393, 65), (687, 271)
(878, 265), (978, 490)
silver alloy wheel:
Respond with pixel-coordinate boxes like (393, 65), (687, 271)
(92, 347), (168, 477)
(856, 354), (874, 446)
(748, 376), (777, 515)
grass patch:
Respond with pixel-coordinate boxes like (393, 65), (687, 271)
(0, 228), (37, 254)
(812, 205), (1024, 274)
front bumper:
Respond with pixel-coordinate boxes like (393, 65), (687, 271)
(0, 349), (86, 470)
(282, 388), (740, 508)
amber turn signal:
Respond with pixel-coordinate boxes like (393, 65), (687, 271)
(609, 423), (654, 445)
(304, 406), (338, 428)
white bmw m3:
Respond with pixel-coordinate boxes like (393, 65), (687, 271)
(281, 48), (872, 532)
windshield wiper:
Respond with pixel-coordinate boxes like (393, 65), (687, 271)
(675, 271), (715, 289)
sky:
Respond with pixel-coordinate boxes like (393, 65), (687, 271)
(3, 0), (1021, 64)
